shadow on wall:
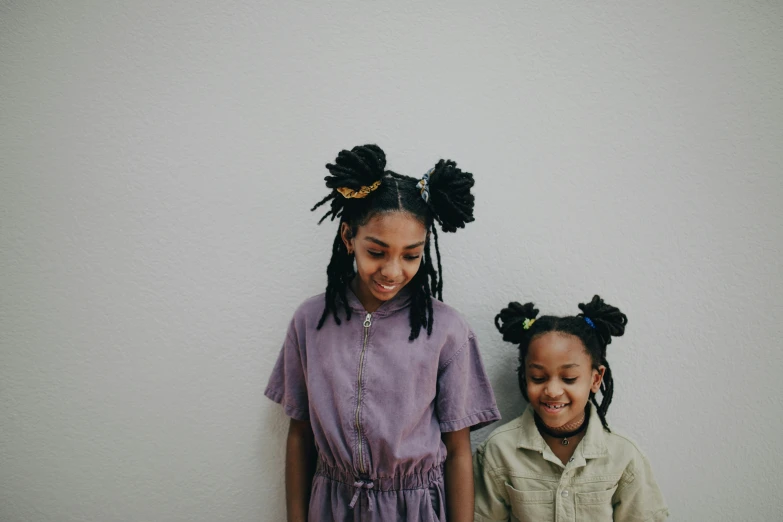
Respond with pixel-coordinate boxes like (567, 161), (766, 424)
(259, 404), (290, 478)
(471, 348), (526, 449)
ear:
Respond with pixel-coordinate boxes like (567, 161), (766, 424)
(591, 365), (606, 394)
(340, 222), (354, 254)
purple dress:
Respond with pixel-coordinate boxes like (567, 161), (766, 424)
(265, 288), (500, 521)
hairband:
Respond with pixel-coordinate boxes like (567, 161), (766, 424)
(416, 168), (433, 203)
(335, 180), (382, 199)
(584, 317), (596, 329)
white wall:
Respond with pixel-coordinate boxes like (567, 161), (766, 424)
(2, 1), (781, 520)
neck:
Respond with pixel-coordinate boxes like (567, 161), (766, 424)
(533, 405), (590, 441)
(543, 411), (586, 434)
(349, 278), (382, 312)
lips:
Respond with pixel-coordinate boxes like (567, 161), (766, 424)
(373, 280), (400, 293)
(541, 402), (569, 414)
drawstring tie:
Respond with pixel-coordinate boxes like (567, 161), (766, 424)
(348, 479), (374, 511)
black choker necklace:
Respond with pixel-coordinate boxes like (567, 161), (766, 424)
(533, 406), (590, 446)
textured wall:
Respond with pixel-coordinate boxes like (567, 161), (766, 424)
(2, 1), (781, 521)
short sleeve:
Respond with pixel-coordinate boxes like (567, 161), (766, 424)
(264, 318), (309, 421)
(436, 334), (500, 432)
(473, 444), (510, 522)
(613, 450), (669, 521)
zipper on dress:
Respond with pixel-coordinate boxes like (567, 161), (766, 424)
(355, 312), (372, 474)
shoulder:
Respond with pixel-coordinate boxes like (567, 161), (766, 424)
(430, 300), (480, 365)
(431, 299), (476, 348)
(293, 293), (325, 318)
(286, 293), (326, 335)
(476, 414), (526, 462)
(432, 299), (473, 334)
(603, 428), (666, 510)
(603, 428), (655, 471)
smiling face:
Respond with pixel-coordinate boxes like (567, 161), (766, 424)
(341, 211), (427, 312)
(525, 332), (605, 428)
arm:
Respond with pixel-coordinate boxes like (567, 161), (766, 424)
(285, 418), (317, 522)
(473, 443), (510, 522)
(442, 427), (474, 522)
(613, 451), (669, 522)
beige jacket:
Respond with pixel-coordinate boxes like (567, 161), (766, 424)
(474, 405), (668, 522)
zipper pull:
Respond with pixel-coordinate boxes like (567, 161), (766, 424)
(363, 313), (372, 328)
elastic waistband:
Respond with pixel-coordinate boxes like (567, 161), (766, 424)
(315, 459), (444, 492)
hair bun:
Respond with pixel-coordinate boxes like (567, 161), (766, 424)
(495, 301), (539, 344)
(426, 159), (475, 233)
(312, 144), (387, 223)
(324, 144), (386, 191)
(578, 295), (627, 345)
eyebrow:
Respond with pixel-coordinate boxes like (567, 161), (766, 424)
(365, 236), (426, 249)
(527, 363), (581, 369)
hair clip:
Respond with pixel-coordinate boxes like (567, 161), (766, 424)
(522, 318), (536, 330)
(416, 168), (433, 203)
(584, 317), (596, 329)
(335, 180), (381, 199)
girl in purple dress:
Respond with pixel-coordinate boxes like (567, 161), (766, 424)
(266, 144), (500, 521)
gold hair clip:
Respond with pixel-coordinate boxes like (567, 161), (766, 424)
(335, 180), (381, 199)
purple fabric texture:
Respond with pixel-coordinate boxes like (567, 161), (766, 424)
(265, 287), (500, 520)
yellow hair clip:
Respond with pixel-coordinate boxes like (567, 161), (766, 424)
(335, 180), (381, 199)
(522, 318), (536, 330)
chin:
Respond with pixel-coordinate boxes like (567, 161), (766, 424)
(371, 292), (395, 302)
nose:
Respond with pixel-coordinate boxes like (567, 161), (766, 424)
(380, 258), (402, 280)
(543, 382), (563, 398)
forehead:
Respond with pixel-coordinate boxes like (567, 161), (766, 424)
(526, 332), (591, 369)
(356, 212), (427, 244)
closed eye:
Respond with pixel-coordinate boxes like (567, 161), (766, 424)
(563, 378), (577, 384)
(367, 250), (384, 258)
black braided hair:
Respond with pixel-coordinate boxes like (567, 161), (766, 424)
(311, 144), (475, 340)
(494, 295), (628, 431)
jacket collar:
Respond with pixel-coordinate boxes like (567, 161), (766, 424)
(516, 403), (609, 459)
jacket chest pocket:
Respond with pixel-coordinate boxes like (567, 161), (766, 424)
(574, 484), (618, 521)
(504, 483), (554, 521)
